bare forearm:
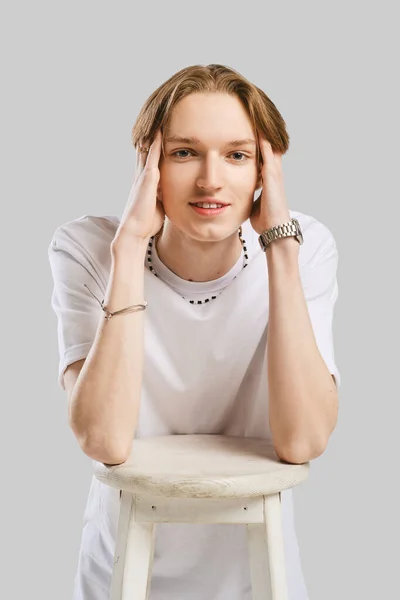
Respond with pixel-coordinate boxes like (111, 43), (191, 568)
(69, 239), (148, 464)
(266, 237), (338, 464)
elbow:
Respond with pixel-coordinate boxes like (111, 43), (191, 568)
(68, 408), (132, 465)
(81, 436), (131, 465)
(70, 422), (131, 466)
(274, 437), (328, 464)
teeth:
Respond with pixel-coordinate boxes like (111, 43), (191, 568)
(194, 203), (224, 208)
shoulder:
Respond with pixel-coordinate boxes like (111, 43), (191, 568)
(290, 209), (338, 269)
(48, 215), (122, 290)
(49, 214), (120, 265)
(50, 214), (120, 250)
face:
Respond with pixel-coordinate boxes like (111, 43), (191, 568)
(158, 92), (262, 241)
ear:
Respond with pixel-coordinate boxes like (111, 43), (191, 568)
(256, 171), (263, 190)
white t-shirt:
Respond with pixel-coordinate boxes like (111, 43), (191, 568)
(48, 209), (340, 600)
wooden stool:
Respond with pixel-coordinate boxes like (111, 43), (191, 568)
(94, 434), (309, 600)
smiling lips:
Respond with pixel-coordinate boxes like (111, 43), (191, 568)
(191, 202), (225, 208)
(190, 198), (230, 206)
(190, 203), (229, 216)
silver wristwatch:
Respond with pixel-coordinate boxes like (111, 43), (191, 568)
(258, 218), (304, 251)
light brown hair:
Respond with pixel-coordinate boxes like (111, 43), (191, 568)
(131, 64), (290, 162)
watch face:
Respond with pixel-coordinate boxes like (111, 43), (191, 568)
(259, 219), (303, 250)
(258, 235), (267, 250)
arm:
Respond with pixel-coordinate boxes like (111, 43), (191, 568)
(52, 131), (164, 466)
(67, 239), (149, 465)
(266, 236), (339, 465)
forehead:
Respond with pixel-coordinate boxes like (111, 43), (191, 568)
(165, 92), (255, 140)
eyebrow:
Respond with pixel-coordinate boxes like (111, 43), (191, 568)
(164, 135), (256, 148)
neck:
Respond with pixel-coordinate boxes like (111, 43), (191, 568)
(155, 224), (244, 282)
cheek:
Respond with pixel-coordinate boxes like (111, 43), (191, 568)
(236, 165), (260, 192)
(159, 164), (193, 194)
(157, 172), (181, 205)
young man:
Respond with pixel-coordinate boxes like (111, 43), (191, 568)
(49, 63), (340, 600)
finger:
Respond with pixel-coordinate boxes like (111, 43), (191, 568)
(134, 142), (141, 178)
(145, 129), (163, 170)
(257, 131), (269, 166)
(134, 129), (162, 181)
(132, 142), (144, 184)
(258, 132), (278, 170)
(136, 139), (150, 175)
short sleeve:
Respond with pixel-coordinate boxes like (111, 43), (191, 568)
(300, 221), (341, 388)
(48, 217), (114, 391)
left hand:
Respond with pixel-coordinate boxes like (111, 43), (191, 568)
(250, 132), (291, 235)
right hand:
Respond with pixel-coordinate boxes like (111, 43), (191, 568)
(112, 129), (165, 250)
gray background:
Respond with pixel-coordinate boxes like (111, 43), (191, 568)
(2, 1), (399, 598)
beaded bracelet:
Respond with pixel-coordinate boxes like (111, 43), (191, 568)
(84, 284), (147, 320)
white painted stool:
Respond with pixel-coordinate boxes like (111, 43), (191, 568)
(94, 434), (309, 600)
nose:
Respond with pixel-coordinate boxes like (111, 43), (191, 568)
(196, 153), (223, 191)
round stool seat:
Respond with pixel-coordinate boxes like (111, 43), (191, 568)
(94, 434), (309, 499)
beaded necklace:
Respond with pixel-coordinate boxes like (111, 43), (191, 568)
(146, 226), (249, 304)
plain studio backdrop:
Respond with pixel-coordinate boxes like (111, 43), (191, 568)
(1, 2), (398, 599)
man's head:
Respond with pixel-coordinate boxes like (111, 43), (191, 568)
(131, 64), (290, 242)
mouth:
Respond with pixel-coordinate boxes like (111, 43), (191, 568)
(189, 202), (230, 217)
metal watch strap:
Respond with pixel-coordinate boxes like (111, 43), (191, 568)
(258, 217), (303, 251)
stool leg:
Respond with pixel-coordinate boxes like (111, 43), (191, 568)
(109, 491), (156, 600)
(109, 491), (133, 600)
(247, 493), (288, 600)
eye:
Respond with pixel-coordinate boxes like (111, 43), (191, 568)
(172, 150), (193, 158)
(172, 150), (249, 161)
(230, 152), (247, 161)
